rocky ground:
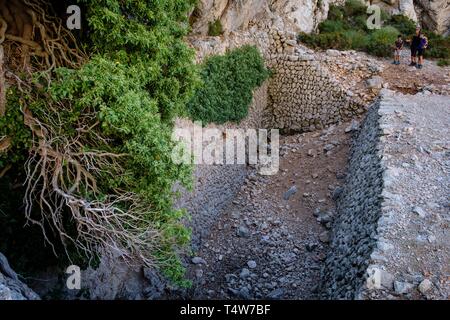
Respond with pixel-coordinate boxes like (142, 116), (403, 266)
(167, 48), (449, 300)
(315, 48), (450, 104)
(365, 92), (450, 300)
(169, 120), (361, 299)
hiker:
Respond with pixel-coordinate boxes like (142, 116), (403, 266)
(416, 32), (428, 69)
(392, 35), (403, 65)
(408, 27), (421, 66)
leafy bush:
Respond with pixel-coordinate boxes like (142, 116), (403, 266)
(297, 0), (423, 58)
(437, 59), (450, 66)
(366, 26), (399, 57)
(1, 0), (199, 286)
(387, 14), (416, 36)
(343, 30), (368, 50)
(425, 32), (450, 59)
(187, 45), (269, 124)
(342, 0), (367, 17)
(319, 20), (346, 33)
(208, 19), (223, 36)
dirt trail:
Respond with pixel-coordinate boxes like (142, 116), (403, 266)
(173, 120), (359, 299)
(380, 49), (450, 95)
(168, 49), (449, 300)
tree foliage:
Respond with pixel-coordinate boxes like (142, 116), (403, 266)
(0, 0), (199, 285)
(187, 45), (269, 124)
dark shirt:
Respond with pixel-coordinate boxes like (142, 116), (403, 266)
(418, 37), (428, 49)
(411, 35), (421, 49)
(395, 39), (403, 49)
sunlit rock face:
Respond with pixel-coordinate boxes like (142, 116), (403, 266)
(367, 0), (449, 35)
(190, 0), (342, 35)
(191, 0), (448, 36)
(414, 0), (450, 35)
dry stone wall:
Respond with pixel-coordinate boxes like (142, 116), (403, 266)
(321, 91), (450, 300)
(320, 99), (383, 299)
(266, 30), (366, 132)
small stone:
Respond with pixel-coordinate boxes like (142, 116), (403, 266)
(225, 274), (238, 283)
(247, 260), (257, 269)
(240, 268), (251, 279)
(283, 185), (298, 200)
(336, 172), (346, 180)
(324, 144), (334, 152)
(319, 231), (330, 243)
(305, 243), (317, 252)
(418, 279), (433, 294)
(267, 288), (284, 299)
(345, 120), (360, 133)
(195, 269), (204, 278)
(394, 281), (414, 294)
(326, 49), (341, 57)
(237, 226), (250, 238)
(366, 76), (383, 89)
(332, 186), (343, 200)
(412, 206), (427, 218)
(238, 287), (251, 299)
(191, 257), (206, 265)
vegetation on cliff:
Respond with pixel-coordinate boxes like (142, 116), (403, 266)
(299, 0), (449, 63)
(0, 0), (198, 284)
(187, 45), (269, 124)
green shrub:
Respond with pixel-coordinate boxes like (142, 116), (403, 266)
(343, 30), (368, 50)
(328, 4), (345, 21)
(208, 19), (223, 36)
(187, 45), (269, 124)
(366, 26), (399, 57)
(387, 14), (416, 36)
(1, 0), (200, 286)
(425, 32), (450, 59)
(319, 20), (347, 33)
(343, 0), (367, 17)
(437, 59), (450, 66)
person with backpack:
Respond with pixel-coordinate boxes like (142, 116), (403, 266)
(408, 27), (421, 67)
(392, 35), (403, 65)
(416, 33), (428, 69)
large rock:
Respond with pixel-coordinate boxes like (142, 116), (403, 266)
(0, 252), (40, 300)
(193, 0), (448, 36)
(414, 0), (450, 35)
(191, 0), (342, 35)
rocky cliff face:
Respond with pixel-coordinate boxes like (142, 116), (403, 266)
(414, 0), (450, 35)
(369, 0), (450, 35)
(191, 0), (449, 35)
(368, 0), (418, 22)
(191, 0), (343, 35)
(0, 253), (39, 300)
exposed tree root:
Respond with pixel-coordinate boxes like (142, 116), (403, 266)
(1, 1), (162, 268)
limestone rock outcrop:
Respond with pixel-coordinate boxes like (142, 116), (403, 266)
(191, 0), (343, 35)
(191, 0), (449, 36)
(0, 252), (40, 300)
(363, 0), (449, 35)
(414, 0), (450, 35)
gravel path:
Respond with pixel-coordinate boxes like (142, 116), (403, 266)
(170, 120), (359, 299)
(369, 92), (450, 299)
